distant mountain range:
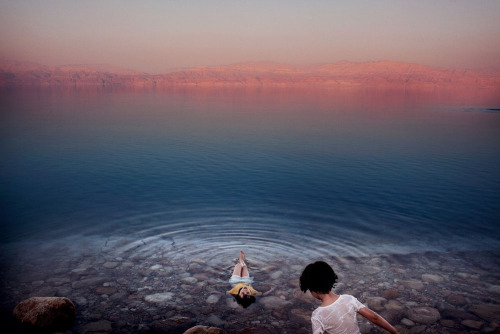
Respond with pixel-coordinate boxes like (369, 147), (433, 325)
(1, 59), (499, 88)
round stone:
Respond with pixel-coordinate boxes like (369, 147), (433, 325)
(206, 294), (221, 304)
(407, 306), (441, 324)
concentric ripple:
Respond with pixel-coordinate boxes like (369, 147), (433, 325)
(43, 205), (495, 268)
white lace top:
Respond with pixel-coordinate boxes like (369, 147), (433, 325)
(311, 294), (366, 334)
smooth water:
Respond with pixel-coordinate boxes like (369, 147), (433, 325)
(1, 86), (499, 262)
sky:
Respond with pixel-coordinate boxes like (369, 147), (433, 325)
(0, 0), (499, 73)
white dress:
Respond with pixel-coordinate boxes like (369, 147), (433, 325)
(311, 294), (366, 334)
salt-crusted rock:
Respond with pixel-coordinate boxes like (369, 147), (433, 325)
(407, 306), (440, 324)
(183, 325), (227, 334)
(13, 296), (76, 331)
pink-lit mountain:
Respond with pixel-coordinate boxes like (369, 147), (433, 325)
(1, 59), (499, 88)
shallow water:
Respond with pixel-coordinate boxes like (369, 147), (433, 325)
(0, 86), (499, 332)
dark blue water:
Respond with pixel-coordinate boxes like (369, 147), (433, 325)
(1, 86), (499, 260)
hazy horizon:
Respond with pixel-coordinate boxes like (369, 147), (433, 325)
(1, 1), (499, 74)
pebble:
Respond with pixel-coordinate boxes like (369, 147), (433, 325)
(206, 294), (221, 304)
(461, 319), (484, 329)
(421, 274), (443, 283)
(401, 280), (425, 290)
(103, 262), (119, 269)
(82, 320), (112, 333)
(407, 306), (441, 324)
(144, 292), (174, 304)
(259, 296), (292, 309)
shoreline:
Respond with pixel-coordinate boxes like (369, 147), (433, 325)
(1, 237), (499, 333)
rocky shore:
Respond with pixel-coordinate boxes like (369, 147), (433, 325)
(1, 237), (499, 333)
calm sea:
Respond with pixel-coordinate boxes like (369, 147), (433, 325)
(1, 86), (499, 261)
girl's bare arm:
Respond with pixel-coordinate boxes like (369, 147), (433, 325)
(358, 307), (399, 334)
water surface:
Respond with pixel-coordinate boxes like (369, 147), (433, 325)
(1, 86), (499, 261)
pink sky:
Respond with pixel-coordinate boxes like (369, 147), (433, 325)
(1, 0), (499, 73)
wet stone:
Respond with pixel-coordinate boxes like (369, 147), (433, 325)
(440, 308), (480, 321)
(259, 296), (291, 309)
(270, 271), (283, 279)
(72, 277), (108, 289)
(407, 306), (441, 324)
(95, 286), (117, 295)
(385, 300), (404, 311)
(184, 325), (227, 334)
(409, 325), (426, 333)
(381, 289), (399, 299)
(182, 277), (198, 284)
(421, 274), (444, 283)
(488, 284), (500, 294)
(446, 293), (466, 306)
(144, 292), (174, 304)
(401, 318), (415, 326)
(461, 319), (484, 329)
(469, 303), (500, 322)
(206, 294), (221, 304)
(401, 280), (425, 290)
(290, 308), (311, 323)
(366, 297), (387, 311)
(103, 262), (119, 269)
(440, 319), (455, 327)
(82, 320), (112, 333)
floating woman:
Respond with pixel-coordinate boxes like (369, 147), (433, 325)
(227, 251), (258, 308)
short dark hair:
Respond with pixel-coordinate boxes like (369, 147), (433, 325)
(234, 289), (256, 308)
(300, 261), (338, 294)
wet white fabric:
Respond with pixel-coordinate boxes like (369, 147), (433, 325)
(311, 294), (366, 334)
(228, 275), (254, 284)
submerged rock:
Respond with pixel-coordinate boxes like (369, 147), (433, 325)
(469, 303), (500, 322)
(407, 306), (440, 324)
(144, 292), (174, 304)
(259, 296), (292, 309)
(184, 325), (228, 334)
(81, 319), (112, 333)
(13, 296), (76, 331)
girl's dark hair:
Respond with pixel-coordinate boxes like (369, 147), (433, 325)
(300, 261), (338, 294)
(234, 288), (256, 308)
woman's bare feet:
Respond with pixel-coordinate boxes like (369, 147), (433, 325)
(239, 251), (246, 266)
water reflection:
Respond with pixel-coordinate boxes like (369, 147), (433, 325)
(0, 86), (499, 259)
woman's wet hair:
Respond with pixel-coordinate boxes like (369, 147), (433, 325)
(300, 261), (338, 294)
(234, 288), (256, 308)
